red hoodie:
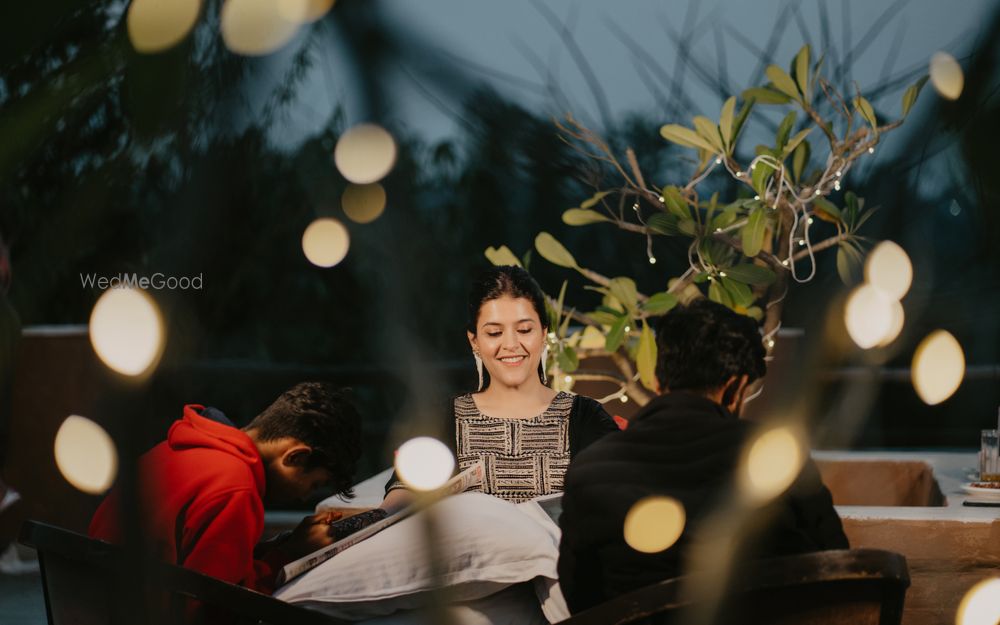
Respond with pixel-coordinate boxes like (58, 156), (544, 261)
(89, 405), (290, 594)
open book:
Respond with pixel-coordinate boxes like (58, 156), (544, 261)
(276, 461), (485, 585)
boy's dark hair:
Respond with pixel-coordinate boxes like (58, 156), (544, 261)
(654, 299), (766, 404)
(247, 382), (362, 498)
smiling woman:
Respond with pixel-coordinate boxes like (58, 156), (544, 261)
(381, 266), (620, 509)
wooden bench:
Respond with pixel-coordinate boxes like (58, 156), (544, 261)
(19, 520), (349, 625)
(557, 549), (910, 625)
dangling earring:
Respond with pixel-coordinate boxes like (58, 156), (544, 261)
(473, 350), (484, 391)
(540, 344), (549, 385)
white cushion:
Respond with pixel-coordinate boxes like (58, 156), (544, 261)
(275, 492), (565, 621)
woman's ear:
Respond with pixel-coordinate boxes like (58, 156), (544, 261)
(467, 330), (477, 352)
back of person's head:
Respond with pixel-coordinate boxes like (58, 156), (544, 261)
(247, 382), (362, 498)
(655, 298), (766, 405)
(466, 265), (548, 334)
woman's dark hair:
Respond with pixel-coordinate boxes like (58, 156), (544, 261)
(246, 382), (362, 499)
(466, 265), (548, 334)
(467, 265), (549, 388)
(654, 299), (766, 404)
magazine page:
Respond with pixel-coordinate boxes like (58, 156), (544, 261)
(276, 460), (485, 585)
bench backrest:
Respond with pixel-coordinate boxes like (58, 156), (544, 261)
(558, 549), (910, 625)
(19, 520), (347, 625)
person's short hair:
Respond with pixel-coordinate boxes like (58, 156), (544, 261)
(654, 298), (766, 403)
(466, 265), (548, 335)
(247, 382), (362, 498)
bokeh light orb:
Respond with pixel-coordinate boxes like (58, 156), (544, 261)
(89, 288), (165, 377)
(623, 496), (686, 554)
(342, 183), (387, 224)
(865, 241), (913, 301)
(741, 426), (803, 502)
(221, 0), (304, 56)
(395, 437), (455, 491)
(878, 302), (905, 348)
(334, 124), (397, 184)
(278, 0), (334, 23)
(929, 52), (964, 101)
(912, 330), (965, 405)
(55, 415), (118, 494)
(844, 284), (899, 349)
(956, 578), (1000, 625)
(302, 218), (350, 267)
(127, 0), (202, 53)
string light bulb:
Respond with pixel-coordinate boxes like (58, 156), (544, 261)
(868, 147), (875, 154)
(620, 395), (629, 403)
(649, 257), (657, 264)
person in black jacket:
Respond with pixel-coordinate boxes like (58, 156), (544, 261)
(557, 298), (847, 614)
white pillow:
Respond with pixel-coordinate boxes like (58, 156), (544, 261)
(275, 492), (561, 620)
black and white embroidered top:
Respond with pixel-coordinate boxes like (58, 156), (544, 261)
(454, 391), (575, 503)
(385, 391), (619, 503)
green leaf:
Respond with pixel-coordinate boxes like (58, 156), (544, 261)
(636, 322), (658, 392)
(642, 291), (679, 315)
(719, 96), (736, 148)
(742, 207), (768, 257)
(745, 306), (764, 321)
(605, 315), (629, 352)
(853, 96), (877, 129)
(732, 99), (755, 144)
(708, 279), (732, 307)
(678, 219), (698, 236)
(836, 243), (862, 286)
(534, 232), (577, 269)
(902, 75), (929, 117)
(551, 279), (567, 330)
(766, 65), (801, 102)
(589, 309), (621, 326)
(775, 111), (797, 151)
(661, 185), (689, 220)
(720, 277), (754, 308)
(792, 140), (810, 183)
(813, 197), (842, 223)
(558, 305), (573, 337)
(710, 209), (739, 232)
(741, 86), (793, 105)
(608, 277), (639, 313)
(580, 190), (612, 209)
(693, 116), (724, 152)
(563, 208), (611, 226)
(557, 345), (580, 373)
(795, 44), (811, 101)
(521, 249), (532, 270)
(782, 128), (812, 158)
(751, 161), (775, 197)
(647, 213), (680, 236)
(723, 263), (777, 285)
(484, 245), (522, 267)
(660, 124), (717, 152)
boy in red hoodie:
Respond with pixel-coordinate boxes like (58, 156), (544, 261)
(89, 382), (362, 594)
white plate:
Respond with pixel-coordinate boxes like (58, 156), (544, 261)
(961, 483), (1000, 501)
